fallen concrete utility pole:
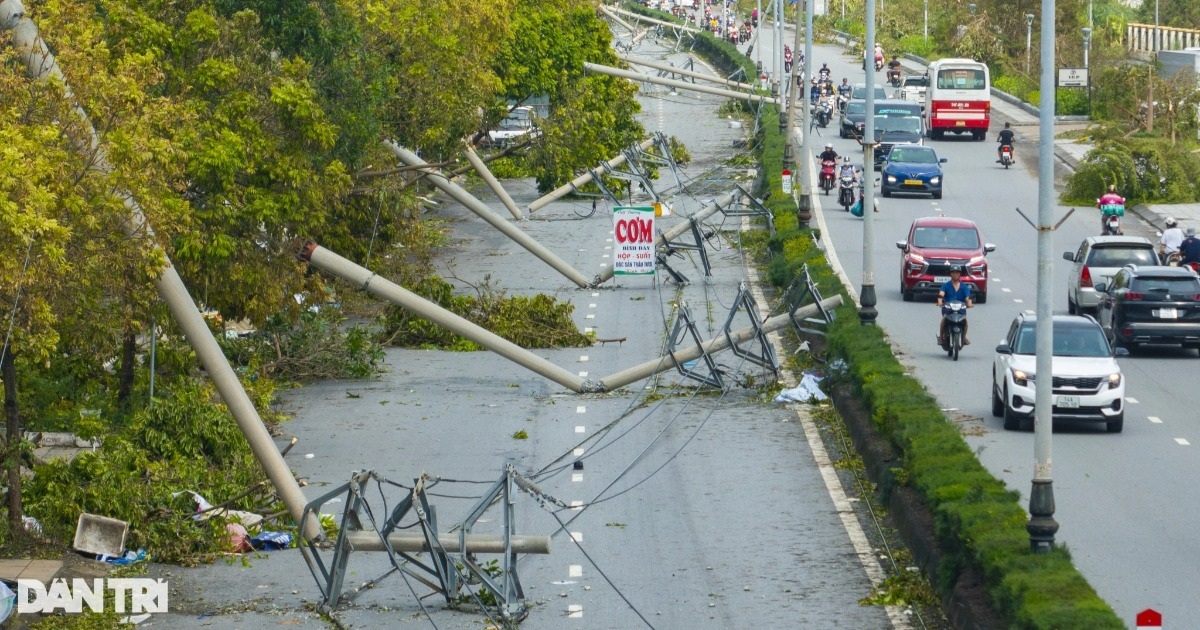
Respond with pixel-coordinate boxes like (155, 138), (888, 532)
(584, 62), (782, 108)
(464, 145), (523, 220)
(605, 6), (705, 35)
(343, 532), (549, 554)
(597, 5), (643, 35)
(299, 241), (590, 392)
(0, 0), (321, 543)
(592, 190), (736, 286)
(619, 55), (757, 91)
(385, 141), (592, 288)
(593, 296), (842, 391)
(527, 138), (656, 214)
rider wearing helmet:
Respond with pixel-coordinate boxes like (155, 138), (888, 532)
(1180, 227), (1200, 267)
(887, 55), (902, 82)
(996, 122), (1016, 162)
(937, 265), (973, 346)
(838, 155), (857, 180)
(810, 78), (821, 103)
(1097, 184), (1126, 234)
(1159, 217), (1184, 263)
(818, 142), (839, 163)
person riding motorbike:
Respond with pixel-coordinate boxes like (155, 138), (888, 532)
(874, 44), (885, 69)
(937, 266), (973, 346)
(818, 62), (831, 81)
(997, 122), (1016, 163)
(784, 45), (793, 72)
(837, 78), (852, 98)
(1097, 185), (1126, 234)
(1159, 217), (1184, 263)
(838, 156), (857, 181)
(886, 55), (902, 83)
(818, 143), (839, 164)
(809, 78), (821, 104)
(1180, 227), (1200, 268)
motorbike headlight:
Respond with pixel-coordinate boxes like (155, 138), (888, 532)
(1011, 369), (1034, 387)
(1107, 373), (1122, 389)
(930, 176), (941, 185)
(886, 175), (897, 183)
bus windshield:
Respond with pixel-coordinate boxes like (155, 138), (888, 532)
(936, 68), (987, 90)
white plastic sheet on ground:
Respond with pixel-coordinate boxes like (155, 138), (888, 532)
(774, 372), (828, 403)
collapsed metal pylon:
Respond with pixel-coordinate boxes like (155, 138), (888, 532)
(719, 184), (776, 237)
(721, 281), (779, 377)
(298, 468), (546, 622)
(667, 301), (725, 388)
(781, 264), (838, 337)
(658, 216), (715, 283)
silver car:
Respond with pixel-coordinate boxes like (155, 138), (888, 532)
(1062, 236), (1157, 314)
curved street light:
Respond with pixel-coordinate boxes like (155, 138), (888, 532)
(1026, 14), (1035, 74)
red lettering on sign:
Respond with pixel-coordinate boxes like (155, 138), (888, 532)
(615, 218), (654, 244)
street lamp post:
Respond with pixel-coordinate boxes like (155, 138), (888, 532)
(1025, 14), (1035, 74)
(924, 0), (929, 46)
(1155, 0), (1160, 53)
(1083, 27), (1092, 69)
(860, 0), (879, 325)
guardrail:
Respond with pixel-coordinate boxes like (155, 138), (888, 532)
(1127, 22), (1200, 54)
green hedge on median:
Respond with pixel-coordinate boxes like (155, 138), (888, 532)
(622, 3), (1125, 627)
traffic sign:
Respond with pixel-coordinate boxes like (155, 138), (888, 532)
(1058, 67), (1089, 87)
(1136, 608), (1162, 630)
(781, 169), (793, 194)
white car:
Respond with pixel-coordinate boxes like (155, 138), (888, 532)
(992, 313), (1129, 433)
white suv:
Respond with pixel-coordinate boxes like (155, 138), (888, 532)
(992, 313), (1129, 433)
(1062, 236), (1157, 314)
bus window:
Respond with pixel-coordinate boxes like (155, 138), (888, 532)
(938, 69), (986, 90)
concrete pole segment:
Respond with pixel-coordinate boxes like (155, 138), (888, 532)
(1, 0), (322, 543)
(299, 242), (588, 393)
(619, 55), (756, 91)
(344, 531), (550, 554)
(385, 142), (593, 289)
(604, 6), (705, 36)
(464, 145), (523, 220)
(583, 63), (782, 108)
(527, 138), (656, 214)
(592, 189), (738, 287)
(595, 296), (843, 390)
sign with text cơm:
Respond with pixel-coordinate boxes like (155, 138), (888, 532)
(612, 206), (656, 276)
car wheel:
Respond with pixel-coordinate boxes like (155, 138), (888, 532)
(881, 186), (891, 198)
(1067, 296), (1077, 315)
(1106, 413), (1124, 434)
(932, 189), (942, 199)
(975, 292), (986, 304)
(1002, 386), (1022, 431)
(991, 380), (1004, 418)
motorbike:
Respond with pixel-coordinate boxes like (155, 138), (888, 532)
(838, 172), (857, 211)
(874, 58), (884, 72)
(940, 301), (968, 361)
(818, 67), (831, 82)
(819, 159), (837, 195)
(836, 93), (849, 113)
(887, 68), (902, 88)
(784, 53), (793, 73)
(815, 100), (833, 128)
(999, 145), (1014, 169)
(1099, 201), (1124, 235)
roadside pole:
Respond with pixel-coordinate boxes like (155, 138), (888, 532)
(859, 0), (879, 324)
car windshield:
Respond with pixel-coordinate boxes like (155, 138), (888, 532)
(846, 102), (865, 115)
(889, 147), (938, 164)
(1014, 324), (1111, 357)
(1085, 246), (1157, 267)
(911, 226), (979, 249)
(875, 116), (921, 134)
(1131, 277), (1200, 294)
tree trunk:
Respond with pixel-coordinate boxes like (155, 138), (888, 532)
(2, 349), (22, 536)
(1146, 66), (1155, 133)
(118, 327), (136, 404)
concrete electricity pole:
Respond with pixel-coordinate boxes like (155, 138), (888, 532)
(859, 0), (878, 325)
(796, 0), (813, 228)
(1027, 0), (1060, 554)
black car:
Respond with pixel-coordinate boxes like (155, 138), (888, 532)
(839, 100), (867, 138)
(1094, 265), (1200, 352)
(872, 115), (923, 166)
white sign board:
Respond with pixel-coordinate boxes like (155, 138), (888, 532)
(781, 169), (793, 194)
(1058, 68), (1089, 87)
(612, 206), (656, 276)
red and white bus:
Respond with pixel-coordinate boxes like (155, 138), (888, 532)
(923, 58), (991, 140)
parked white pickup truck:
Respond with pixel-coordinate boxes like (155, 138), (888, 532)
(900, 75), (929, 105)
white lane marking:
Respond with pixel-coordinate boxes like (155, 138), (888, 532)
(599, 263), (608, 268)
(570, 531), (582, 542)
(576, 406), (586, 413)
(1001, 287), (1012, 293)
(602, 254), (609, 258)
(588, 303), (597, 308)
(1126, 397), (1139, 404)
(569, 565), (583, 577)
(575, 426), (585, 433)
(993, 278), (1001, 283)
(573, 448), (585, 456)
(571, 473), (583, 482)
(579, 355), (589, 362)
(578, 371), (588, 377)
(1148, 416), (1162, 424)
(1013, 299), (1024, 303)
(585, 314), (595, 319)
(568, 604), (583, 618)
(1175, 438), (1190, 446)
(570, 500), (583, 511)
(591, 292), (600, 297)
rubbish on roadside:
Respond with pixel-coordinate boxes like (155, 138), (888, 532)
(97, 549), (147, 565)
(226, 523), (253, 553)
(73, 513), (129, 557)
(22, 515), (42, 535)
(170, 490), (214, 519)
(196, 509), (263, 529)
(250, 531), (293, 551)
(773, 372), (828, 403)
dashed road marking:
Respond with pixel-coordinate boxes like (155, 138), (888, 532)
(579, 355), (589, 362)
(574, 448), (585, 456)
(570, 501), (583, 511)
(570, 531), (582, 542)
(578, 371), (588, 377)
(569, 565), (583, 577)
(1126, 397), (1139, 404)
(1175, 438), (1190, 446)
(575, 425), (585, 433)
(1001, 287), (1012, 293)
(568, 604), (583, 618)
(571, 473), (583, 482)
(1148, 416), (1162, 423)
(576, 406), (586, 413)
(585, 314), (595, 319)
(1013, 298), (1024, 303)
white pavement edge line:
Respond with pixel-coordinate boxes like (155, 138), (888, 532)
(744, 222), (910, 630)
(798, 126), (860, 303)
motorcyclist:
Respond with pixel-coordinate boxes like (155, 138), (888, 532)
(887, 55), (902, 82)
(838, 156), (857, 181)
(784, 45), (793, 72)
(874, 44), (885, 68)
(837, 78), (852, 98)
(1180, 227), (1200, 267)
(818, 142), (839, 164)
(818, 62), (831, 81)
(996, 122), (1016, 162)
(1097, 185), (1126, 234)
(810, 78), (821, 104)
(1159, 217), (1184, 263)
(937, 266), (973, 346)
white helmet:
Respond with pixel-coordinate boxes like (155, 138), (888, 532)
(1165, 217), (1177, 227)
(825, 142), (833, 149)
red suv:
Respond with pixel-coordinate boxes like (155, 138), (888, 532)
(895, 217), (995, 303)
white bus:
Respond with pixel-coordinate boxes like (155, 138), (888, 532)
(923, 58), (991, 141)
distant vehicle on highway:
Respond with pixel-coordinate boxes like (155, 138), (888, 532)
(896, 216), (994, 303)
(880, 144), (946, 199)
(924, 58), (990, 140)
(485, 106), (540, 149)
(1093, 264), (1200, 353)
(992, 313), (1129, 433)
(1062, 236), (1158, 315)
(900, 75), (928, 105)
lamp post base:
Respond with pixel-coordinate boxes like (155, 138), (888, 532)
(858, 283), (878, 324)
(1027, 479), (1059, 553)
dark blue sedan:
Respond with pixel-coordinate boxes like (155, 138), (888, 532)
(880, 144), (947, 199)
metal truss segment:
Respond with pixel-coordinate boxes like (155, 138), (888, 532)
(667, 301), (724, 388)
(721, 282), (779, 375)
